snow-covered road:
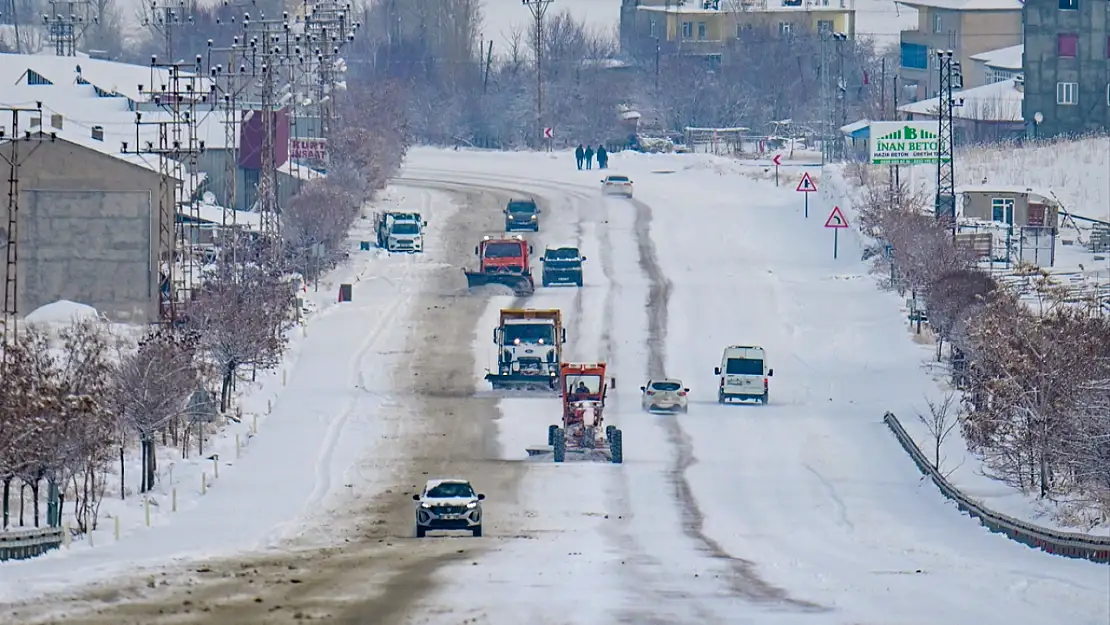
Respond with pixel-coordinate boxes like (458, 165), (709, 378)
(396, 148), (1110, 625)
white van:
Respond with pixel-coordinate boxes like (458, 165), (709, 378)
(714, 346), (773, 404)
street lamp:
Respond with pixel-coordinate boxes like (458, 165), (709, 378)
(522, 0), (554, 148)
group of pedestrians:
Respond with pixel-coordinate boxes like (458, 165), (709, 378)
(575, 144), (608, 170)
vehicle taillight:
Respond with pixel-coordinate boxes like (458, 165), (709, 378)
(646, 390), (654, 395)
(764, 378), (768, 388)
(677, 391), (686, 396)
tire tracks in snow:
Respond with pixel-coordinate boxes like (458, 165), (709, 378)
(629, 197), (824, 612)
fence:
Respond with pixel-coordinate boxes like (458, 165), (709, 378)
(0, 527), (65, 562)
(883, 412), (1110, 563)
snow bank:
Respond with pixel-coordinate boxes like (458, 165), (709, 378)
(23, 300), (102, 324)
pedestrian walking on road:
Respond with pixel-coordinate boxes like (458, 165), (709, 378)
(596, 145), (608, 169)
(584, 145), (595, 170)
(575, 144), (584, 170)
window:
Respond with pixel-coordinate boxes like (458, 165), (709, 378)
(736, 23), (753, 38)
(24, 69), (53, 85)
(900, 42), (929, 70)
(726, 358), (764, 375)
(1058, 33), (1078, 57)
(778, 21), (793, 36)
(697, 21), (707, 39)
(1057, 81), (1078, 105)
(932, 13), (942, 33)
(1059, 0), (1077, 9)
(991, 198), (1015, 225)
(681, 21), (693, 38)
(817, 19), (834, 35)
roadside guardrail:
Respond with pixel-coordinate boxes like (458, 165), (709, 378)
(0, 527), (65, 562)
(884, 411), (1110, 563)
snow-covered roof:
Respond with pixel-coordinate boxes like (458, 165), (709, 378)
(898, 78), (1022, 123)
(191, 202), (263, 230)
(0, 52), (213, 102)
(958, 184), (1060, 204)
(970, 44), (1023, 70)
(638, 0), (854, 13)
(280, 161), (325, 182)
(18, 124), (182, 178)
(895, 0), (1021, 10)
(840, 119), (870, 134)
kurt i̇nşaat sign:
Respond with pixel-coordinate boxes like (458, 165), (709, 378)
(869, 121), (951, 165)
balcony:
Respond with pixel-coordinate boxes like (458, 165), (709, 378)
(660, 38), (727, 56)
(900, 29), (957, 51)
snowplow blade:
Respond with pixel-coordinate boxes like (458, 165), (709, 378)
(464, 271), (535, 296)
(485, 372), (558, 391)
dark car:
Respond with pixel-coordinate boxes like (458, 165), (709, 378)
(541, 246), (586, 287)
(505, 199), (540, 232)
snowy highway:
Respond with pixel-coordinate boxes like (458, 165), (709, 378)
(2, 149), (1108, 624)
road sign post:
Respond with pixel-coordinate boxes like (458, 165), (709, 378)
(772, 154), (782, 186)
(796, 172), (817, 218)
(542, 127), (553, 152)
(825, 206), (849, 259)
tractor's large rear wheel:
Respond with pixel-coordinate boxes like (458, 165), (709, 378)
(605, 424), (616, 443)
(553, 427), (566, 463)
(610, 429), (623, 464)
(548, 424), (559, 446)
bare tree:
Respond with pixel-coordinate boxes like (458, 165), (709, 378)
(918, 392), (961, 474)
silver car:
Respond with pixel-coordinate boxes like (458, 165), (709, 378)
(413, 478), (485, 537)
(640, 378), (689, 413)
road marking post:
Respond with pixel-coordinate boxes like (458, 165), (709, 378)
(772, 153), (782, 186)
(825, 206), (849, 259)
(796, 172), (817, 218)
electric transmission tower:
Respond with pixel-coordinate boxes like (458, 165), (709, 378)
(523, 0), (553, 149)
(143, 0), (196, 62)
(1, 104), (56, 359)
(935, 49), (962, 235)
(45, 0), (95, 56)
(123, 56), (208, 322)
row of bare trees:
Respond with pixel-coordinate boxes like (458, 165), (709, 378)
(858, 176), (1110, 526)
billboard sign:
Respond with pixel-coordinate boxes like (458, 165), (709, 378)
(290, 138), (327, 161)
(869, 121), (948, 165)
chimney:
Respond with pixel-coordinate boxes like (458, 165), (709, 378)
(50, 113), (63, 130)
(91, 125), (104, 141)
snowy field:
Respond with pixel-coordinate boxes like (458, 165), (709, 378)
(0, 186), (458, 604)
(394, 147), (1109, 625)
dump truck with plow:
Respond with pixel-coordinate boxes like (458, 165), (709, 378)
(485, 309), (566, 391)
(463, 234), (535, 296)
(527, 363), (622, 464)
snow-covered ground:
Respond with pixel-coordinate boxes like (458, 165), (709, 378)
(0, 186), (456, 603)
(395, 147), (1110, 625)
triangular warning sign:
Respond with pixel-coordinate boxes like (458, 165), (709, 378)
(796, 172), (817, 193)
(825, 206), (849, 229)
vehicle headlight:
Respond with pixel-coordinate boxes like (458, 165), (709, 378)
(466, 502), (478, 509)
(420, 502), (431, 508)
(530, 215), (537, 220)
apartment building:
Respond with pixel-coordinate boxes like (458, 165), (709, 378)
(620, 0), (856, 61)
(969, 43), (1023, 85)
(896, 0), (1023, 101)
(1022, 0), (1110, 136)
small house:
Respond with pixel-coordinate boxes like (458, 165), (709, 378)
(959, 185), (1060, 231)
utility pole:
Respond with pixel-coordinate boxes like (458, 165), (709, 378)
(45, 0), (95, 56)
(832, 32), (847, 162)
(935, 49), (962, 237)
(522, 0), (553, 150)
(0, 104), (54, 360)
(143, 0), (195, 63)
(124, 56), (207, 322)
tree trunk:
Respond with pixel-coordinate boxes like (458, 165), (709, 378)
(120, 446), (126, 500)
(19, 482), (24, 526)
(146, 439), (158, 492)
(1, 476), (10, 529)
(31, 479), (40, 527)
(221, 369), (234, 412)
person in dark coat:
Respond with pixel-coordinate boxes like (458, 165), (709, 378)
(575, 144), (584, 170)
(584, 145), (594, 169)
(596, 145), (608, 169)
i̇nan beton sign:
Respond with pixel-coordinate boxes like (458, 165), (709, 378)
(868, 121), (950, 165)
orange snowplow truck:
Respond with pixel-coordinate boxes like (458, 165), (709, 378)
(464, 235), (535, 296)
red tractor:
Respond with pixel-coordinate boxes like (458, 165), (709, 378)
(537, 362), (623, 463)
(464, 235), (535, 296)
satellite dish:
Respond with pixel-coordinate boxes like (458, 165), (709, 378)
(202, 191), (217, 204)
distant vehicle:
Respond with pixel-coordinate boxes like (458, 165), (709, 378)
(601, 174), (633, 198)
(714, 346), (773, 404)
(640, 378), (689, 413)
(413, 478), (485, 537)
(504, 199), (541, 232)
(374, 211), (427, 253)
(540, 245), (586, 287)
(463, 234), (535, 296)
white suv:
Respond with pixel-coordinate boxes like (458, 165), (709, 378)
(413, 478), (485, 537)
(640, 378), (689, 413)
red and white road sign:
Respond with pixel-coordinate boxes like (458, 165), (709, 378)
(543, 127), (554, 139)
(796, 171), (817, 193)
(825, 206), (849, 229)
(772, 154), (782, 166)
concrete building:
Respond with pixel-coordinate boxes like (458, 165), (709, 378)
(621, 0), (856, 61)
(969, 43), (1023, 85)
(898, 77), (1026, 142)
(896, 0), (1023, 101)
(960, 184), (1061, 229)
(1022, 0), (1110, 137)
(1, 132), (177, 323)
